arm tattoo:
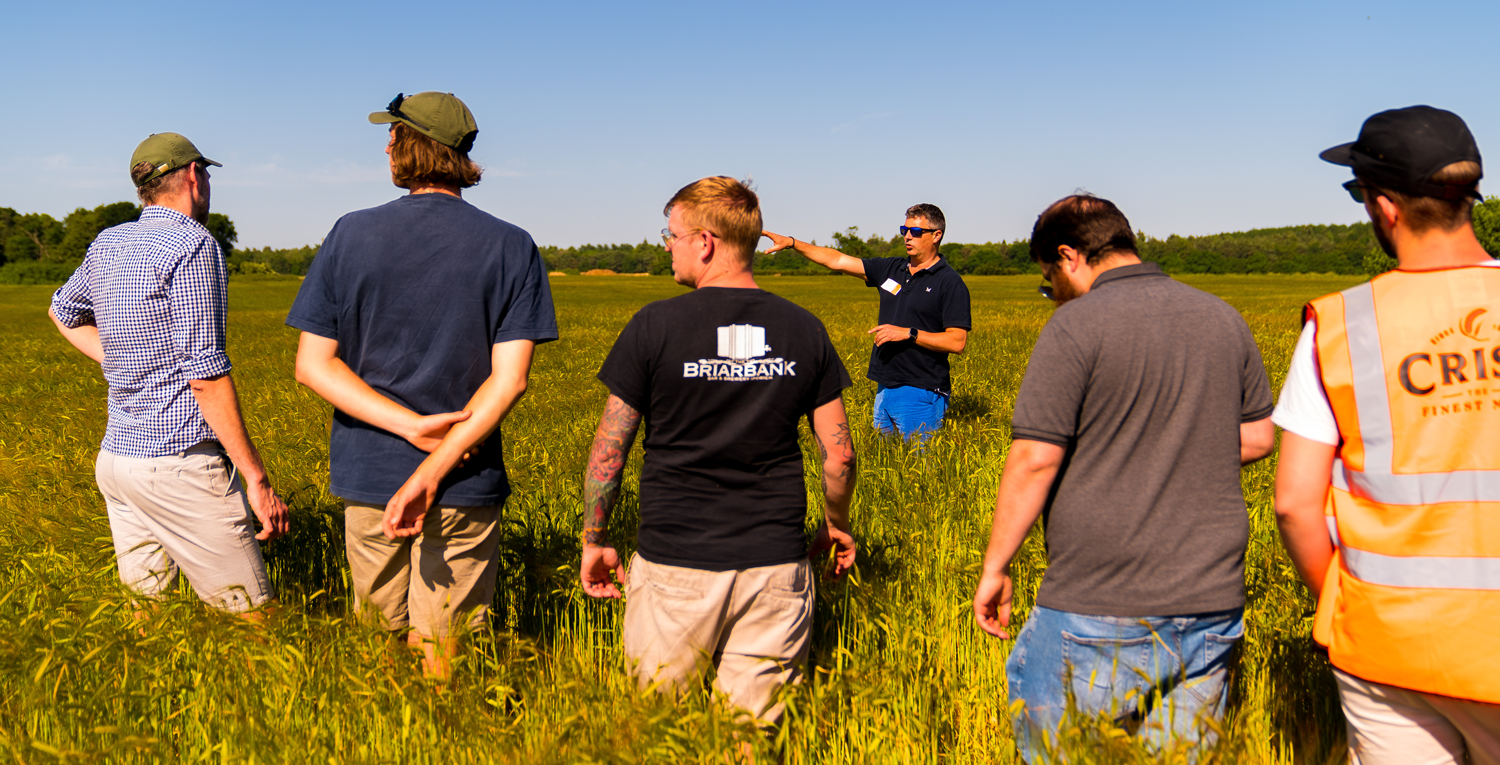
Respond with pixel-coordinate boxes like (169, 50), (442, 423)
(582, 396), (642, 545)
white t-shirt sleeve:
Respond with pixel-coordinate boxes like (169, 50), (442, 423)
(1271, 319), (1340, 446)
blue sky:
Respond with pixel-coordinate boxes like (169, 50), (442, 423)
(4, 0), (1497, 250)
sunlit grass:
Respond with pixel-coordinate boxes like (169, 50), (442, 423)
(0, 274), (1362, 762)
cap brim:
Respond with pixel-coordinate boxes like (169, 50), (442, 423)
(369, 112), (400, 125)
(1320, 142), (1357, 166)
(201, 157), (222, 168)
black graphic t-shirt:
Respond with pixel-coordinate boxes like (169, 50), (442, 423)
(596, 287), (852, 571)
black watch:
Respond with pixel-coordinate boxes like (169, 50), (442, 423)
(908, 327), (918, 341)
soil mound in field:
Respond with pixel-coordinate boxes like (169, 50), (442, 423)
(582, 269), (617, 275)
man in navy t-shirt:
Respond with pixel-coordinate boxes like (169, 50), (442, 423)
(579, 176), (857, 730)
(287, 92), (557, 679)
(763, 204), (971, 439)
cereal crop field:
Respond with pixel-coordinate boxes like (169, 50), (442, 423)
(0, 273), (1363, 763)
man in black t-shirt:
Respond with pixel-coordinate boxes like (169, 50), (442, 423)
(763, 203), (971, 439)
(580, 177), (857, 728)
(971, 196), (1274, 762)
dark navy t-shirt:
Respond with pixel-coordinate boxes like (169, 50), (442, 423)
(286, 193), (558, 506)
(861, 256), (971, 393)
(596, 288), (851, 571)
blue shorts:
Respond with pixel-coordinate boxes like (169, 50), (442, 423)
(872, 384), (948, 439)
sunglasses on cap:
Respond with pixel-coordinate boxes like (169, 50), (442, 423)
(900, 226), (938, 238)
(386, 93), (432, 132)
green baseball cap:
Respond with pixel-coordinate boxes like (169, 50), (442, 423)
(129, 133), (220, 187)
(369, 92), (479, 153)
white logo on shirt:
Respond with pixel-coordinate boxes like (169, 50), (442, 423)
(683, 324), (797, 380)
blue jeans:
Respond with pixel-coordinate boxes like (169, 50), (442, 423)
(1006, 605), (1244, 762)
(872, 384), (948, 439)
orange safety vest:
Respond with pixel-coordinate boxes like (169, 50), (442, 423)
(1308, 265), (1500, 703)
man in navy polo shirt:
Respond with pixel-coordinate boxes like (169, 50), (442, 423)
(763, 203), (971, 438)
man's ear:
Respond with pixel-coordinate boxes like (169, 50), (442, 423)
(1372, 195), (1400, 231)
(1057, 245), (1082, 270)
(932, 229), (944, 246)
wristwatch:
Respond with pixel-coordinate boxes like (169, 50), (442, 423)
(908, 327), (918, 341)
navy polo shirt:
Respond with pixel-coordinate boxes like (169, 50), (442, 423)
(861, 256), (971, 393)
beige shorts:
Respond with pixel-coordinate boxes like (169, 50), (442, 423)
(95, 444), (274, 613)
(1336, 667), (1500, 765)
(622, 553), (813, 725)
(343, 501), (502, 638)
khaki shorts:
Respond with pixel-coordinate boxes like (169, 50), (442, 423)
(622, 553), (813, 725)
(1337, 668), (1500, 765)
(95, 444), (274, 613)
(343, 501), (502, 638)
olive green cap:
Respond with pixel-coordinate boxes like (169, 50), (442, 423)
(369, 92), (479, 152)
(129, 133), (220, 187)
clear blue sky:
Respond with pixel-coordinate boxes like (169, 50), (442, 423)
(4, 0), (1497, 250)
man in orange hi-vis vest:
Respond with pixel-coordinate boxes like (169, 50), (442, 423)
(1274, 105), (1500, 765)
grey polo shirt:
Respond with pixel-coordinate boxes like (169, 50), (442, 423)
(1011, 262), (1273, 617)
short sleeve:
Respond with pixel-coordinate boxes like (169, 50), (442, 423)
(942, 275), (972, 330)
(1238, 321), (1275, 423)
(862, 257), (891, 288)
(170, 237), (232, 380)
(596, 309), (653, 414)
(1011, 319), (1088, 446)
(285, 227), (341, 339)
(811, 322), (853, 409)
(493, 239), (559, 345)
(51, 254), (96, 328)
(1272, 320), (1339, 445)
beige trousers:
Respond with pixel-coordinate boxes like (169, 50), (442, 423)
(622, 553), (813, 725)
(1337, 668), (1500, 765)
(343, 502), (502, 638)
(95, 444), (273, 613)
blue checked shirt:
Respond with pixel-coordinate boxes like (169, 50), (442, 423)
(51, 206), (233, 458)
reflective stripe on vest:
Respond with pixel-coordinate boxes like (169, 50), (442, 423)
(1310, 268), (1500, 703)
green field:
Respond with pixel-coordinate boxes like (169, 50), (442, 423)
(0, 274), (1363, 763)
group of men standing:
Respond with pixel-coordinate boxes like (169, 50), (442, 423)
(49, 93), (1497, 764)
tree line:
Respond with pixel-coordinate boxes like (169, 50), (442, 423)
(5, 198), (1499, 284)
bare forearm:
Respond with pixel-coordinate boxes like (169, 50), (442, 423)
(821, 455), (856, 530)
(1240, 417), (1275, 465)
(1276, 509), (1335, 597)
(411, 369), (528, 483)
(792, 240), (865, 278)
(980, 440), (1062, 575)
(915, 328), (967, 355)
(50, 309), (104, 364)
(295, 337), (421, 437)
(1273, 431), (1338, 597)
(583, 395), (642, 544)
(191, 375), (269, 484)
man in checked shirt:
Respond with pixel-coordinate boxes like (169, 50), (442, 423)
(49, 133), (289, 618)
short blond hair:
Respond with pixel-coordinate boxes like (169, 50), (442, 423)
(664, 177), (762, 260)
(1366, 161), (1483, 233)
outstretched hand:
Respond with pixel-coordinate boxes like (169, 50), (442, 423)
(973, 568), (1016, 639)
(581, 544), (628, 599)
(761, 230), (796, 255)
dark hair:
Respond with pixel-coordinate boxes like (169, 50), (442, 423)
(905, 203), (945, 232)
(1362, 161), (1482, 234)
(1030, 195), (1137, 265)
(132, 161), (193, 205)
(390, 123), (483, 189)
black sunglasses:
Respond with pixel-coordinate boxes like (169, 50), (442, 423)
(1343, 179), (1372, 204)
(386, 93), (431, 132)
(900, 226), (938, 238)
(1037, 283), (1054, 300)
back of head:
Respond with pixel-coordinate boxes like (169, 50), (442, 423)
(129, 132), (219, 206)
(1321, 105), (1484, 233)
(664, 177), (763, 261)
(389, 123), (483, 189)
(1030, 195), (1137, 265)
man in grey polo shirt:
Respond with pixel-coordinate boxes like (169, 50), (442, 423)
(50, 133), (288, 617)
(971, 195), (1274, 761)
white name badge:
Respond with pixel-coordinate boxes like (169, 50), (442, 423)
(880, 278), (902, 295)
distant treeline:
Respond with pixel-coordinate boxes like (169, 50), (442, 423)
(5, 198), (1498, 284)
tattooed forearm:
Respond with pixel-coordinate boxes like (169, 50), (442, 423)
(582, 395), (642, 545)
